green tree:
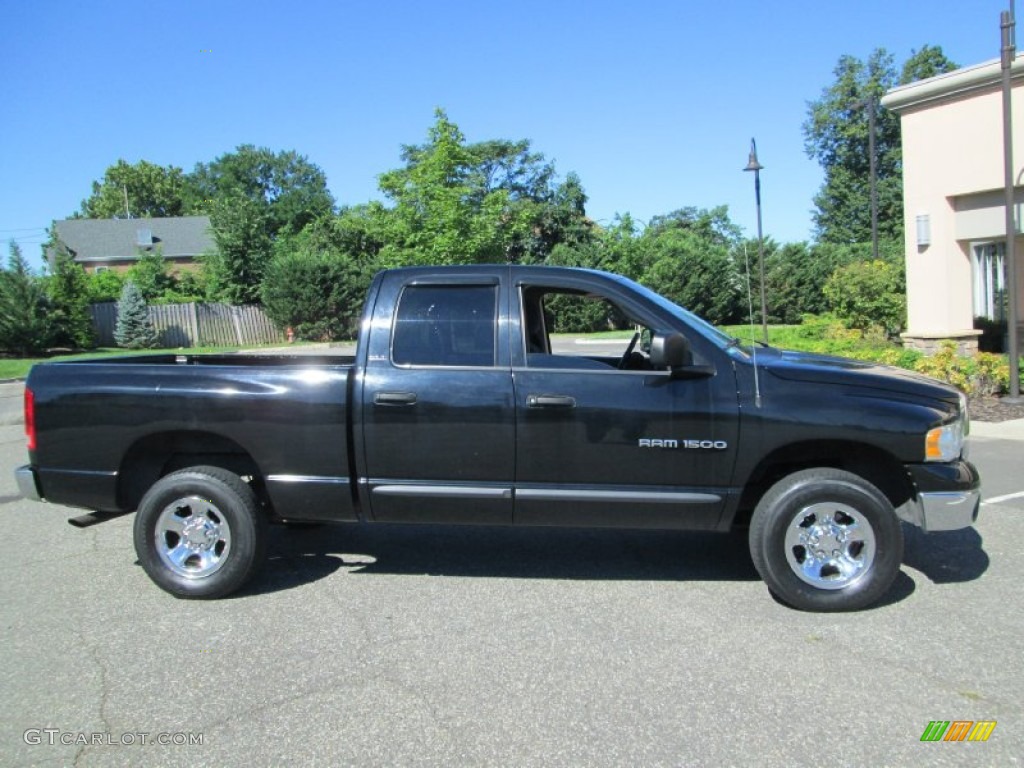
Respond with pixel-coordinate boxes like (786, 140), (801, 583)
(114, 281), (158, 349)
(45, 252), (95, 349)
(639, 211), (742, 325)
(0, 241), (53, 355)
(191, 145), (334, 236)
(207, 193), (274, 304)
(803, 46), (957, 246)
(374, 110), (589, 265)
(901, 44), (958, 84)
(80, 159), (199, 219)
(127, 248), (176, 302)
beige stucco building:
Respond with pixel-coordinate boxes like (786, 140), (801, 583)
(883, 57), (1024, 354)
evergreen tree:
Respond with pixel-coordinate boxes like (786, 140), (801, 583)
(114, 281), (158, 349)
(0, 240), (53, 355)
(46, 250), (96, 349)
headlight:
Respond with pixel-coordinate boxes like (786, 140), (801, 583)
(925, 394), (968, 462)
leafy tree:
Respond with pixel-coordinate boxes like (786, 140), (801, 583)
(0, 241), (53, 355)
(191, 145), (334, 236)
(639, 216), (742, 325)
(127, 248), (175, 302)
(207, 193), (274, 304)
(376, 111), (523, 264)
(901, 44), (958, 84)
(375, 110), (589, 265)
(803, 46), (957, 246)
(80, 159), (199, 219)
(114, 281), (158, 349)
(45, 252), (95, 349)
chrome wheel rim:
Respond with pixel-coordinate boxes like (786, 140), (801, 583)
(154, 496), (232, 579)
(784, 502), (876, 590)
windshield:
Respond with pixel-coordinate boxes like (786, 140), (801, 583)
(604, 273), (739, 350)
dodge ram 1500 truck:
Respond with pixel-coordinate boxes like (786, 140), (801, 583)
(15, 265), (981, 611)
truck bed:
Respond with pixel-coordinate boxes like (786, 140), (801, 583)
(26, 355), (358, 522)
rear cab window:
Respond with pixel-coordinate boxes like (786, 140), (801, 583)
(391, 284), (498, 367)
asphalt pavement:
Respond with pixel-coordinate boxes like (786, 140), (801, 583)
(1, 371), (1022, 766)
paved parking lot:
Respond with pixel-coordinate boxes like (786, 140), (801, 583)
(0, 410), (1021, 766)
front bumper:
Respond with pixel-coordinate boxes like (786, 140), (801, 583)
(15, 466), (42, 502)
(897, 460), (981, 533)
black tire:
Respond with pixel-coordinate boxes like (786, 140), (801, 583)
(749, 468), (904, 612)
(133, 466), (267, 599)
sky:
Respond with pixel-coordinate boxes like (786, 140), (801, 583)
(0, 0), (1015, 268)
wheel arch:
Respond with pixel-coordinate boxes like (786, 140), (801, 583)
(732, 440), (914, 529)
(117, 431), (266, 513)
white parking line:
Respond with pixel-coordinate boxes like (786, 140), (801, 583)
(983, 490), (1024, 505)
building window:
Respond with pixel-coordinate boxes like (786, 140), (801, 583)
(971, 242), (1006, 321)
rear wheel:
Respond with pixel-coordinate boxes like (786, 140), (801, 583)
(134, 466), (267, 599)
(749, 468), (903, 611)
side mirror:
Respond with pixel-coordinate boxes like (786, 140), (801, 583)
(649, 331), (692, 369)
(650, 331), (715, 378)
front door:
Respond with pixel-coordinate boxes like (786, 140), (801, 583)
(512, 279), (739, 529)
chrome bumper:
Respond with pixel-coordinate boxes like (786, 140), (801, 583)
(897, 489), (981, 533)
(15, 466), (43, 502)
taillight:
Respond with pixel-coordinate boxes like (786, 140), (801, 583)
(24, 387), (36, 452)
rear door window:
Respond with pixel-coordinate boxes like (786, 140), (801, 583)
(392, 285), (497, 367)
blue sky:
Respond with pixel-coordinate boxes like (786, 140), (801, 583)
(0, 0), (1013, 268)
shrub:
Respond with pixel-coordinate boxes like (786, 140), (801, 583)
(261, 249), (372, 341)
(823, 259), (906, 337)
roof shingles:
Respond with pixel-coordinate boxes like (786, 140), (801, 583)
(51, 216), (215, 263)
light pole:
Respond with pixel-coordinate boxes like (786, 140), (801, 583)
(744, 139), (769, 344)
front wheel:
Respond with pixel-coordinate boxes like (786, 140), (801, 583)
(749, 468), (903, 612)
(134, 466), (267, 599)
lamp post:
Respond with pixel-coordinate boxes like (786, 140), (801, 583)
(744, 139), (769, 344)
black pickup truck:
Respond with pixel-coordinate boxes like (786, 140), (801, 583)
(16, 265), (980, 610)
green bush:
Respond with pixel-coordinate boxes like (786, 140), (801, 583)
(823, 259), (906, 337)
(261, 248), (372, 341)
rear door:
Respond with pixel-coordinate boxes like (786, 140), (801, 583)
(359, 269), (515, 524)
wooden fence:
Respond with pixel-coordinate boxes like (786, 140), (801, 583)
(91, 303), (285, 348)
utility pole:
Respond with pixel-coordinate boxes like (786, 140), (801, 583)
(867, 97), (879, 262)
(1002, 3), (1021, 400)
